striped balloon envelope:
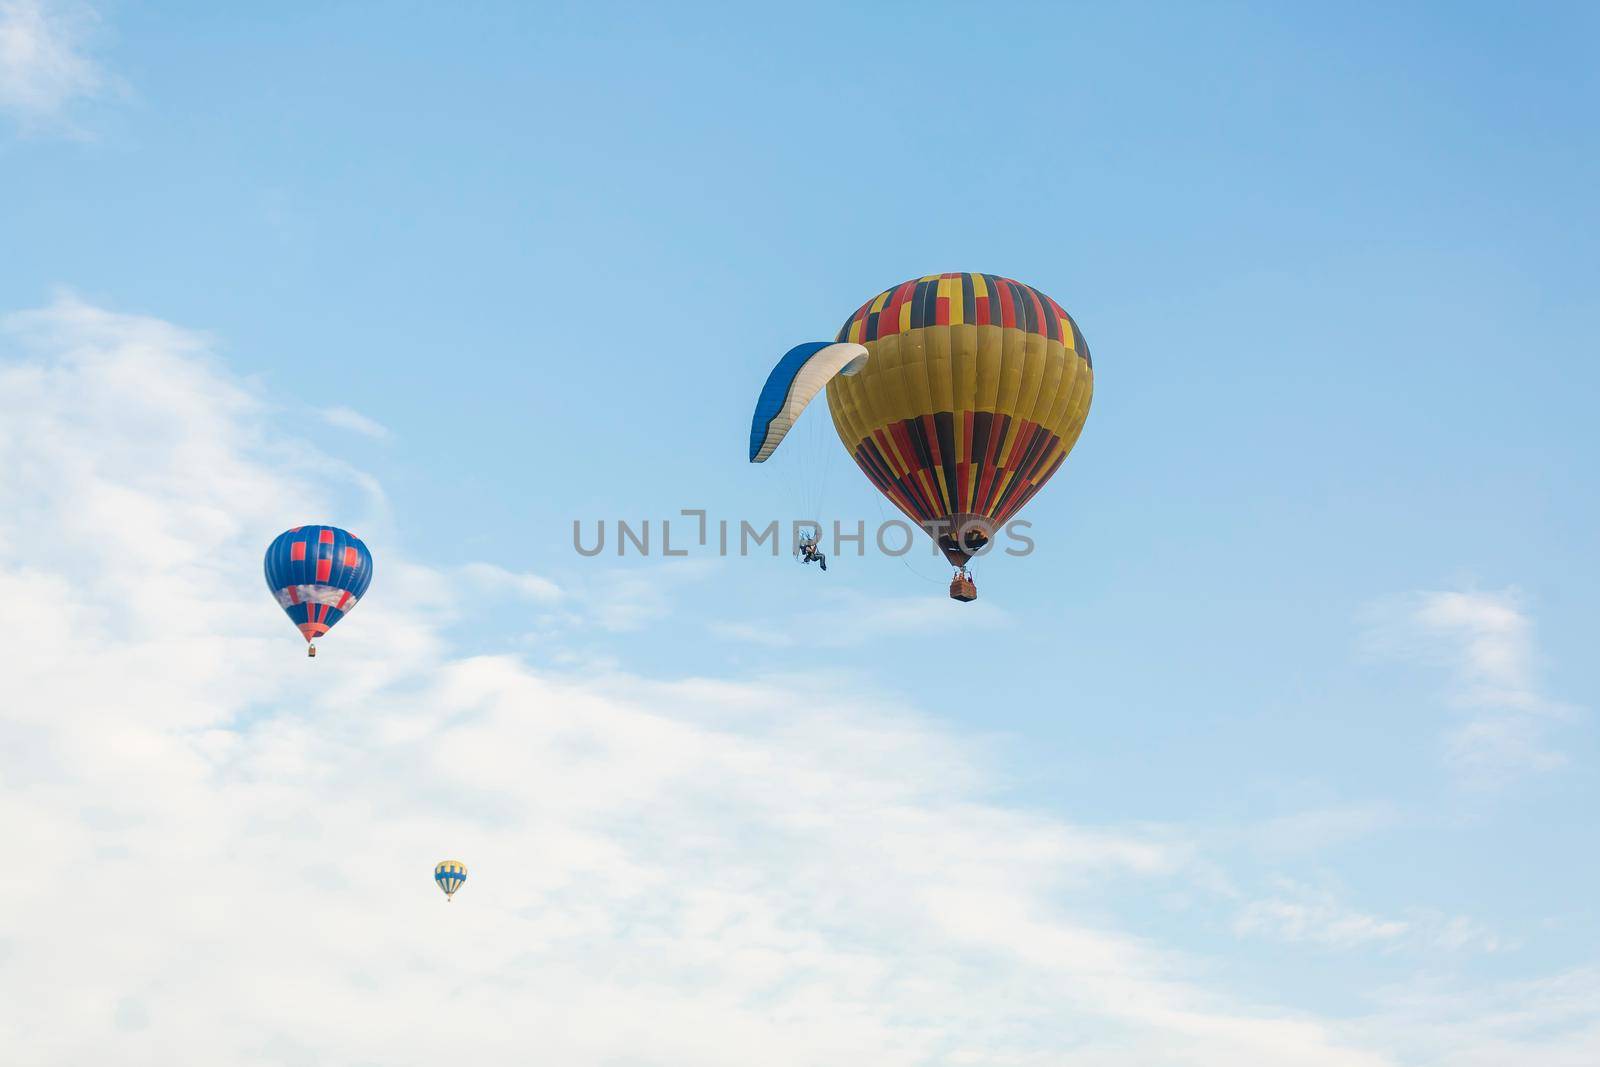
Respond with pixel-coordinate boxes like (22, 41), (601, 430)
(263, 525), (374, 656)
(434, 860), (467, 901)
(827, 274), (1093, 565)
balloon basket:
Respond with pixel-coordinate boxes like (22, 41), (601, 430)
(949, 572), (977, 603)
(307, 644), (317, 658)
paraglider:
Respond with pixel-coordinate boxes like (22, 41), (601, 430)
(750, 274), (1093, 601)
(263, 525), (374, 656)
(434, 860), (467, 901)
(797, 532), (827, 571)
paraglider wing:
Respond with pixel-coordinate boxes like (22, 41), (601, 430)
(749, 341), (869, 463)
(263, 525), (374, 648)
(434, 860), (467, 900)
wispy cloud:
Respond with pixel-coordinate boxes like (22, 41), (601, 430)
(1358, 968), (1600, 1066)
(1235, 883), (1410, 948)
(319, 404), (391, 440)
(458, 561), (561, 603)
(1233, 880), (1509, 954)
(712, 587), (1009, 648)
(0, 294), (1438, 1067)
(534, 562), (718, 634)
(3, 296), (1592, 1066)
(1363, 589), (1577, 781)
(0, 0), (107, 132)
(1253, 804), (1395, 855)
(1430, 914), (1510, 954)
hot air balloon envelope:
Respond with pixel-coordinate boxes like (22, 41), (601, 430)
(263, 525), (374, 650)
(826, 274), (1093, 565)
(435, 860), (467, 900)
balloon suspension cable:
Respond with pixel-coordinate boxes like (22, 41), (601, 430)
(871, 493), (945, 586)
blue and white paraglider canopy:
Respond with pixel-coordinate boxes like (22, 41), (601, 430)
(748, 342), (869, 463)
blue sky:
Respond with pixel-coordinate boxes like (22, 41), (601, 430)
(2, 2), (1597, 1063)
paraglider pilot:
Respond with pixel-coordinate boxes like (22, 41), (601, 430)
(799, 533), (827, 572)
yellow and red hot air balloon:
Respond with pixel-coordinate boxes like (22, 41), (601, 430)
(750, 273), (1093, 601)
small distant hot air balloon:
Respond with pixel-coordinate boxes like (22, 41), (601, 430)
(263, 525), (374, 657)
(751, 274), (1093, 601)
(435, 860), (467, 902)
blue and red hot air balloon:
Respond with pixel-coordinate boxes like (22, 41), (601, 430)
(263, 525), (373, 657)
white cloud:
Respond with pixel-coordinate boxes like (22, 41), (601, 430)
(1411, 592), (1542, 710)
(1363, 590), (1578, 780)
(581, 566), (686, 631)
(1357, 969), (1600, 1066)
(1233, 879), (1513, 956)
(0, 0), (106, 131)
(531, 562), (718, 635)
(1253, 804), (1395, 855)
(0, 295), (1590, 1066)
(318, 404), (392, 440)
(1430, 914), (1509, 954)
(712, 588), (1009, 648)
(458, 561), (561, 603)
(1235, 884), (1410, 948)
